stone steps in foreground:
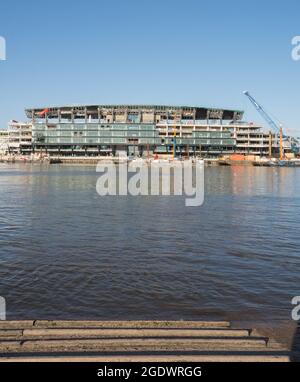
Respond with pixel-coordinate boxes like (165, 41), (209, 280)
(0, 321), (290, 362)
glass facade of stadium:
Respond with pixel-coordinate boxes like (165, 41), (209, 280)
(25, 105), (242, 157)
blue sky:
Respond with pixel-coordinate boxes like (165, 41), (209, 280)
(0, 0), (300, 136)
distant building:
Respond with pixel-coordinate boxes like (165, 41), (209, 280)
(229, 122), (296, 156)
(7, 121), (32, 155)
(0, 129), (9, 154)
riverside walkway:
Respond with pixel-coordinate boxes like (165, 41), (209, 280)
(0, 320), (290, 362)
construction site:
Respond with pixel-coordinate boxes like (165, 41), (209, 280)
(0, 93), (299, 166)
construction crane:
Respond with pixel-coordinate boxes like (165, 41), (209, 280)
(243, 91), (285, 159)
(243, 91), (281, 134)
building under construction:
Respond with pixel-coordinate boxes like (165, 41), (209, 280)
(1, 104), (294, 158)
(24, 105), (240, 157)
(22, 104), (273, 157)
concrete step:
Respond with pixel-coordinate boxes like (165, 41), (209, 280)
(0, 321), (34, 329)
(0, 337), (270, 353)
(0, 321), (290, 361)
(0, 355), (290, 362)
(0, 320), (230, 330)
(0, 328), (251, 340)
(33, 320), (232, 329)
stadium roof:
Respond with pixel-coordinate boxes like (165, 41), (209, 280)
(25, 104), (244, 121)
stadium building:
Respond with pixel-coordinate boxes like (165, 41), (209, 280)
(20, 104), (294, 158)
(25, 104), (242, 157)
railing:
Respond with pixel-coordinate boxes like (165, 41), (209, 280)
(236, 143), (270, 148)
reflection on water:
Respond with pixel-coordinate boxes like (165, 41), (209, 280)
(0, 163), (299, 322)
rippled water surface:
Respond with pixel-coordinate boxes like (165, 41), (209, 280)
(0, 163), (299, 322)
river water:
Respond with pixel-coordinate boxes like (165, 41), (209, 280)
(0, 163), (299, 324)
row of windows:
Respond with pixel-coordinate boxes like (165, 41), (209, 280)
(33, 124), (157, 131)
(45, 138), (235, 145)
(46, 138), (161, 144)
(33, 123), (233, 135)
(39, 132), (232, 140)
(193, 132), (231, 138)
(44, 131), (157, 138)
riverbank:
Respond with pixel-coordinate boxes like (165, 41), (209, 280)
(0, 154), (215, 165)
(2, 154), (300, 167)
(0, 320), (293, 362)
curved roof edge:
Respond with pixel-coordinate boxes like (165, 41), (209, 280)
(25, 104), (244, 121)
